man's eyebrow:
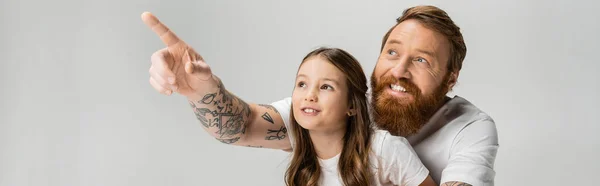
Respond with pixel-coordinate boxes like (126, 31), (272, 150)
(387, 39), (437, 58)
(416, 48), (436, 58)
(387, 39), (401, 45)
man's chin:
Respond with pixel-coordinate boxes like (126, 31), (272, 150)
(372, 91), (441, 136)
(370, 73), (452, 136)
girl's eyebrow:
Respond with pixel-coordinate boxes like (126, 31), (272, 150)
(297, 74), (341, 86)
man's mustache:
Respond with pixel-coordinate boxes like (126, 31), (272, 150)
(377, 76), (421, 96)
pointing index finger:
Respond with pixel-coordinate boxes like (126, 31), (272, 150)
(141, 12), (184, 47)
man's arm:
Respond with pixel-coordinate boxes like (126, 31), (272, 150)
(419, 176), (437, 186)
(440, 182), (471, 186)
(141, 12), (291, 150)
(188, 76), (291, 150)
(440, 118), (499, 186)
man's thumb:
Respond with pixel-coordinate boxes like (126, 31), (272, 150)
(185, 61), (212, 80)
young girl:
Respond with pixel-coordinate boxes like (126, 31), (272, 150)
(276, 47), (436, 186)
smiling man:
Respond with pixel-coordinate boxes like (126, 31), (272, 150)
(363, 7), (499, 185)
(143, 5), (498, 186)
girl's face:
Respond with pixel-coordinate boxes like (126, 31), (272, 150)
(292, 56), (351, 132)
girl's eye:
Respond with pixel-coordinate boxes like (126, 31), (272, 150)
(321, 84), (333, 90)
(297, 82), (306, 88)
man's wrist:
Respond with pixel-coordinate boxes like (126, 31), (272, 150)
(186, 75), (222, 101)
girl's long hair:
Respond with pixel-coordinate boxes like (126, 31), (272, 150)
(285, 47), (373, 186)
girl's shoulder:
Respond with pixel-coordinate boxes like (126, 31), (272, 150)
(371, 130), (415, 158)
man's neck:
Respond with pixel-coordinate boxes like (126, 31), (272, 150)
(309, 128), (345, 160)
(407, 95), (455, 145)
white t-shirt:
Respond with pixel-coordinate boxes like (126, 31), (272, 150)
(271, 102), (429, 186)
(270, 95), (499, 186)
(318, 130), (429, 186)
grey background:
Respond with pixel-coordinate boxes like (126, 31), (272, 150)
(1, 0), (598, 185)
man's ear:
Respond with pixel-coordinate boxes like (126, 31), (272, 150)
(447, 71), (459, 91)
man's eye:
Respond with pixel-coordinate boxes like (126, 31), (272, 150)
(416, 58), (428, 63)
(388, 50), (397, 56)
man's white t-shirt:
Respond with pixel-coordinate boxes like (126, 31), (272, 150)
(270, 95), (499, 186)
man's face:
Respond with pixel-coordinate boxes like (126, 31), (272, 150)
(370, 19), (457, 136)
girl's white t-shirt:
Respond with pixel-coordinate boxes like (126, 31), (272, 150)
(316, 130), (429, 186)
(272, 97), (429, 186)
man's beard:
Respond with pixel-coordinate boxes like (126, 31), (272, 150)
(370, 75), (450, 137)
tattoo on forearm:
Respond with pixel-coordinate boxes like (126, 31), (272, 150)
(246, 145), (263, 148)
(191, 106), (218, 128)
(442, 181), (472, 186)
(200, 93), (217, 104)
(217, 137), (240, 144)
(190, 79), (251, 141)
(265, 126), (287, 140)
(262, 112), (274, 124)
(258, 104), (279, 113)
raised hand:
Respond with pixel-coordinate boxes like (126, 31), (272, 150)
(141, 12), (217, 99)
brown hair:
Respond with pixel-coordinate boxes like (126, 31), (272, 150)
(285, 47), (373, 186)
(380, 5), (467, 73)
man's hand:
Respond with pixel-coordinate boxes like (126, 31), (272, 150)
(141, 12), (216, 99)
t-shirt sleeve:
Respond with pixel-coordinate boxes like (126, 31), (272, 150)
(269, 97), (294, 147)
(380, 132), (430, 186)
(440, 118), (499, 186)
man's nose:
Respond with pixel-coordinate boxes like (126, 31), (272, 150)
(391, 59), (412, 79)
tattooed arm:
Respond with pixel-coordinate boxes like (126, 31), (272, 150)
(141, 14), (290, 150)
(440, 181), (472, 186)
(188, 76), (291, 150)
